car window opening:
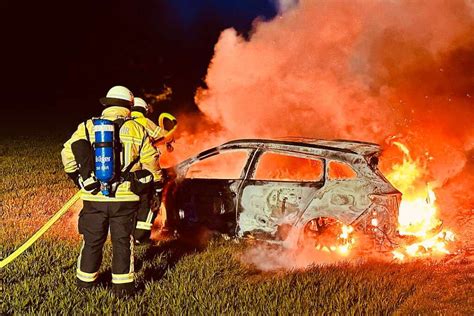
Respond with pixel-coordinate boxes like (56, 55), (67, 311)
(253, 151), (324, 182)
(185, 150), (249, 179)
(328, 160), (357, 180)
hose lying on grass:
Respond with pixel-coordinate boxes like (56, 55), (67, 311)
(0, 191), (81, 269)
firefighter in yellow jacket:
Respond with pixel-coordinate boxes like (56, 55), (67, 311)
(131, 97), (163, 142)
(130, 97), (164, 243)
(61, 86), (162, 297)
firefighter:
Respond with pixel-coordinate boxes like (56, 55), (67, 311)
(131, 97), (163, 143)
(130, 97), (163, 243)
(61, 86), (162, 297)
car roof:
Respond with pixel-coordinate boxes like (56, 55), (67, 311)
(219, 138), (381, 158)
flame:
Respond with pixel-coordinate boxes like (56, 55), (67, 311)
(314, 224), (355, 257)
(404, 230), (456, 257)
(385, 141), (455, 260)
(337, 225), (355, 256)
(311, 141), (455, 261)
(392, 250), (405, 261)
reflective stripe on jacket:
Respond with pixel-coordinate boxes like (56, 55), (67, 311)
(61, 106), (162, 202)
(131, 111), (163, 142)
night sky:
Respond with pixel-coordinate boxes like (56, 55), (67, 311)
(2, 0), (278, 134)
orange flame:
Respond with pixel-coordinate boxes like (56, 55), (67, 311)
(314, 224), (355, 257)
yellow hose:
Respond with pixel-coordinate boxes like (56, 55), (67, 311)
(0, 191), (81, 269)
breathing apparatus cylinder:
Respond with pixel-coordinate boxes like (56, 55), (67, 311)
(93, 119), (115, 196)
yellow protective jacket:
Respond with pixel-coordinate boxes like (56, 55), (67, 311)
(131, 111), (164, 142)
(61, 106), (162, 202)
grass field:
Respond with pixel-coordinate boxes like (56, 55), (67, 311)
(1, 136), (473, 314)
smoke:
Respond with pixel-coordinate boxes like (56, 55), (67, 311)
(241, 242), (350, 271)
(275, 0), (298, 13)
(168, 0), (473, 269)
(195, 0), (473, 142)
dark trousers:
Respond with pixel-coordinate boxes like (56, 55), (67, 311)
(77, 200), (138, 289)
(133, 193), (158, 242)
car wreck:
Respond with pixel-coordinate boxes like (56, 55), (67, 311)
(163, 138), (401, 249)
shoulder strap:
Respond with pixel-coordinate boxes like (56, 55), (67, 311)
(83, 121), (90, 143)
(113, 117), (126, 130)
(123, 156), (140, 174)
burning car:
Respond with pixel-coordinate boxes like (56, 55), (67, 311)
(163, 139), (401, 249)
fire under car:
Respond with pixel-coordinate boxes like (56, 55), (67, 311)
(163, 139), (402, 249)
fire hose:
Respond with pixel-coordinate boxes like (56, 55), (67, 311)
(1, 114), (177, 269)
(0, 191), (81, 269)
(153, 112), (178, 151)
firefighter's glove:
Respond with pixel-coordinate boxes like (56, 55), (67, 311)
(67, 171), (81, 188)
(79, 175), (100, 195)
(150, 195), (161, 211)
(150, 182), (163, 211)
(153, 182), (164, 197)
(129, 170), (154, 195)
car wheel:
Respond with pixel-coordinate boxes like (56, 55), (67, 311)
(295, 217), (354, 254)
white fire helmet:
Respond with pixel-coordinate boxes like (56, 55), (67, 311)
(99, 85), (134, 107)
(133, 97), (152, 113)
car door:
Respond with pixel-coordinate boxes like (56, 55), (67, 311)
(237, 150), (325, 240)
(306, 159), (371, 224)
(174, 148), (254, 233)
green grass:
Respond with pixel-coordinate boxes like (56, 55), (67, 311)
(1, 136), (473, 315)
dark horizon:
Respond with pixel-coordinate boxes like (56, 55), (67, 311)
(1, 0), (279, 134)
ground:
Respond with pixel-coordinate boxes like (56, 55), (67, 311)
(1, 135), (473, 314)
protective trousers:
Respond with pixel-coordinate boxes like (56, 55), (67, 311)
(76, 200), (138, 291)
(133, 193), (158, 242)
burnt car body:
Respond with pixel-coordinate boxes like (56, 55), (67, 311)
(164, 139), (401, 248)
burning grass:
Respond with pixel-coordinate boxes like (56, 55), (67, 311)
(2, 136), (474, 314)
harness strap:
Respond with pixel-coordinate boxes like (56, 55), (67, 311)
(84, 121), (90, 143)
(84, 118), (145, 194)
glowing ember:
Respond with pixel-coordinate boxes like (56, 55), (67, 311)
(385, 141), (455, 260)
(338, 225), (355, 256)
(392, 250), (405, 261)
(314, 224), (355, 257)
(404, 231), (455, 257)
